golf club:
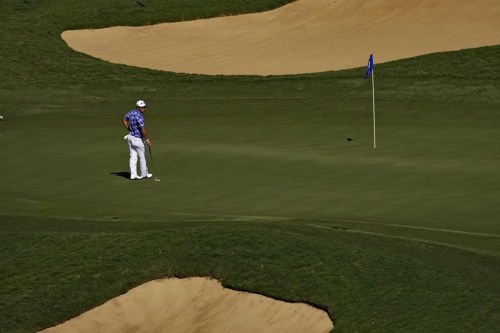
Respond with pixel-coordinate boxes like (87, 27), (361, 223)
(346, 137), (371, 147)
(147, 144), (161, 182)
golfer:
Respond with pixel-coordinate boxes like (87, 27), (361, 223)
(122, 100), (152, 180)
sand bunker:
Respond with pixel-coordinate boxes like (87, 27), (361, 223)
(62, 0), (500, 75)
(39, 277), (333, 333)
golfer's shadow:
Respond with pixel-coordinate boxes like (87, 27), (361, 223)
(110, 171), (130, 179)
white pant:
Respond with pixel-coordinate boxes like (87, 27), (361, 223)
(127, 135), (149, 178)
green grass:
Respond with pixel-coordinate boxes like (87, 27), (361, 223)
(2, 216), (499, 332)
(1, 0), (500, 332)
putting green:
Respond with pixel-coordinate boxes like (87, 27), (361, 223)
(1, 114), (499, 256)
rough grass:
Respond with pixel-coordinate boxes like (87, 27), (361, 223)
(2, 216), (499, 332)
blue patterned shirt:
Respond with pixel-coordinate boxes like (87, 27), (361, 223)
(123, 109), (145, 138)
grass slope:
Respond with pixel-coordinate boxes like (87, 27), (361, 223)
(2, 216), (500, 332)
(1, 0), (500, 332)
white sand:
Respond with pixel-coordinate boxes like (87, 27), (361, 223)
(39, 277), (333, 333)
(62, 0), (500, 75)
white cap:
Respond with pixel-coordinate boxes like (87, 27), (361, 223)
(136, 100), (146, 108)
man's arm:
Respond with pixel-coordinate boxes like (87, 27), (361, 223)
(122, 118), (129, 130)
(141, 127), (151, 146)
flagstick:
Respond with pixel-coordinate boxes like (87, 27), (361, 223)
(372, 69), (377, 148)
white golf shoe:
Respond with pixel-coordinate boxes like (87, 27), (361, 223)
(130, 174), (152, 180)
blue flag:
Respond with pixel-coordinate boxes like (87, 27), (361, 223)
(365, 54), (373, 77)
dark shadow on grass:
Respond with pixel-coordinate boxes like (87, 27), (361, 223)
(110, 171), (130, 179)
